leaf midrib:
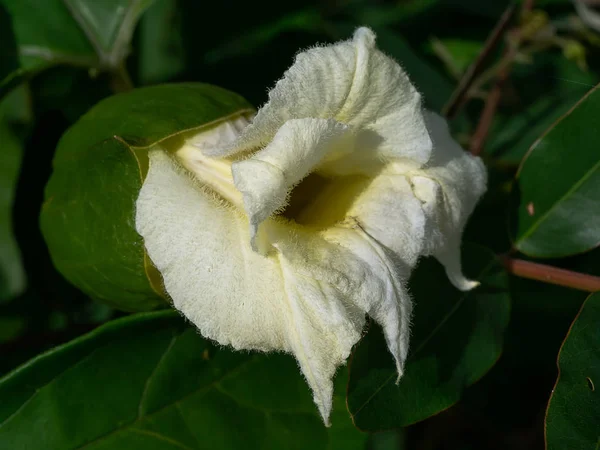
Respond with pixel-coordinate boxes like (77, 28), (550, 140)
(60, 0), (140, 68)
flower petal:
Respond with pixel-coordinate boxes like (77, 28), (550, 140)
(214, 27), (431, 168)
(273, 224), (413, 422)
(409, 112), (487, 290)
(231, 118), (350, 247)
(137, 149), (405, 425)
(188, 113), (252, 154)
(346, 168), (427, 270)
(325, 224), (413, 382)
(136, 149), (290, 350)
(271, 232), (365, 425)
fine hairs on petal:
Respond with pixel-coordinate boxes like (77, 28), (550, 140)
(136, 27), (487, 425)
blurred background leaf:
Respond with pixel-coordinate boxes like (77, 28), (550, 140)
(0, 0), (154, 98)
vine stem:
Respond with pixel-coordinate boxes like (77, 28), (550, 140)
(500, 256), (600, 292)
(469, 0), (537, 156)
(110, 64), (134, 93)
(444, 4), (516, 118)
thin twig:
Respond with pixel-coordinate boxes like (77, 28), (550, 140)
(110, 64), (134, 93)
(444, 4), (516, 118)
(501, 256), (600, 292)
(469, 48), (514, 156)
(469, 0), (537, 156)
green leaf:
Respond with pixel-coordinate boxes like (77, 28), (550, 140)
(40, 83), (253, 311)
(513, 83), (600, 258)
(0, 0), (154, 98)
(545, 292), (600, 450)
(0, 311), (367, 449)
(347, 245), (510, 430)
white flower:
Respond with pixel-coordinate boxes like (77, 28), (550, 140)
(135, 27), (487, 425)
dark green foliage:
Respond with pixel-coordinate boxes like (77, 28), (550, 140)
(0, 311), (367, 449)
(0, 0), (598, 449)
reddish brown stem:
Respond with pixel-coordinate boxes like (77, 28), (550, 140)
(469, 47), (516, 156)
(444, 4), (516, 119)
(501, 256), (600, 292)
(468, 0), (536, 156)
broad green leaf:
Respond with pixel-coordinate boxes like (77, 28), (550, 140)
(41, 83), (253, 311)
(513, 83), (600, 258)
(347, 245), (510, 430)
(0, 0), (154, 98)
(0, 311), (367, 450)
(545, 292), (600, 450)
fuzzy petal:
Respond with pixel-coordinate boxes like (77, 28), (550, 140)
(137, 149), (411, 425)
(231, 118), (350, 247)
(409, 112), (487, 290)
(325, 225), (413, 382)
(346, 169), (427, 270)
(215, 27), (431, 168)
(136, 149), (289, 351)
(271, 234), (364, 425)
(273, 224), (414, 421)
(188, 114), (252, 154)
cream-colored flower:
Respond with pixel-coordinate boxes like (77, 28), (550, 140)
(135, 27), (486, 425)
